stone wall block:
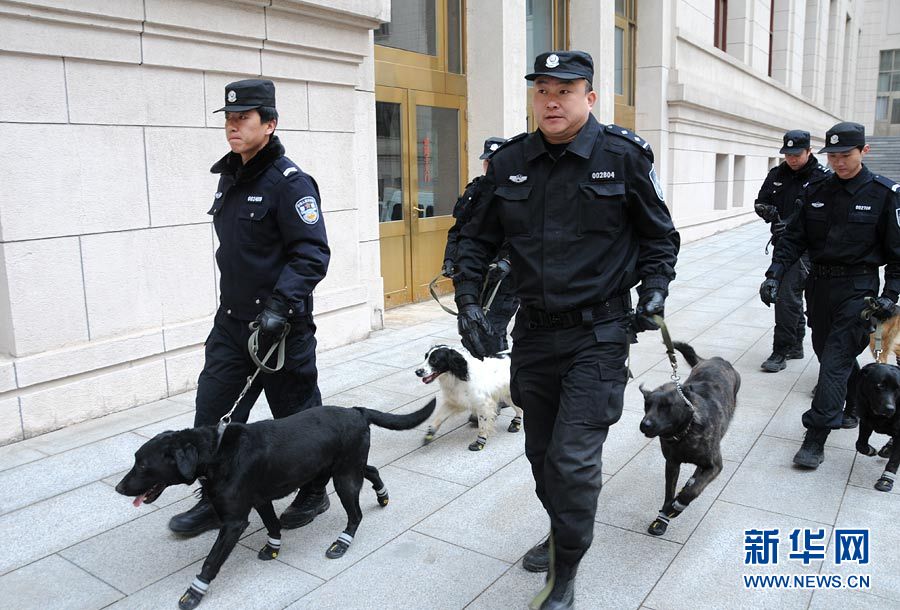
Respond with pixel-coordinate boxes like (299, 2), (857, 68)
(278, 131), (356, 212)
(0, 398), (22, 445)
(308, 83), (355, 132)
(265, 9), (369, 57)
(164, 348), (204, 396)
(144, 0), (266, 39)
(142, 34), (261, 75)
(0, 53), (67, 123)
(0, 13), (141, 63)
(163, 317), (213, 351)
(0, 124), (149, 241)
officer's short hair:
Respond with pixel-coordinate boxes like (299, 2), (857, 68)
(584, 80), (593, 94)
(257, 106), (279, 123)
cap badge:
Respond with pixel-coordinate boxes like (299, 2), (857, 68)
(509, 174), (528, 183)
(787, 140), (794, 147)
(811, 202), (825, 208)
(546, 54), (560, 69)
(227, 90), (237, 103)
(490, 143), (500, 151)
(830, 134), (839, 144)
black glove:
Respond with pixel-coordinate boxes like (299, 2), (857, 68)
(772, 221), (787, 238)
(634, 289), (666, 332)
(870, 295), (897, 321)
(754, 203), (779, 223)
(486, 258), (511, 284)
(759, 278), (779, 307)
(457, 303), (491, 360)
(256, 296), (289, 338)
(441, 259), (455, 278)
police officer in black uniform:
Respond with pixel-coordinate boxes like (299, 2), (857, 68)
(454, 51), (679, 610)
(444, 136), (519, 354)
(754, 130), (831, 373)
(168, 79), (331, 535)
(761, 122), (900, 469)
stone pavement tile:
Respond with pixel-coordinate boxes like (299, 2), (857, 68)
(369, 366), (447, 398)
(719, 435), (854, 524)
(720, 404), (776, 463)
(596, 441), (739, 544)
(648, 344), (748, 374)
(468, 522), (681, 610)
(0, 432), (149, 516)
(167, 390), (196, 406)
(810, 589), (898, 610)
(392, 416), (525, 487)
(22, 397), (191, 455)
(0, 482), (156, 576)
(61, 496), (261, 595)
(285, 530), (509, 610)
(763, 391), (859, 451)
(694, 321), (774, 352)
(644, 501), (823, 610)
(412, 455), (546, 563)
(602, 409), (653, 475)
(315, 339), (386, 368)
(848, 449), (899, 495)
(318, 359), (404, 398)
(828, 485), (900, 602)
(327, 384), (421, 412)
(721, 306), (782, 329)
(367, 419), (441, 468)
(623, 369), (673, 413)
(105, 544), (322, 610)
(679, 296), (752, 316)
(101, 469), (198, 508)
(367, 322), (449, 345)
(133, 411), (195, 438)
(654, 307), (724, 341)
(242, 465), (467, 581)
(358, 336), (444, 369)
(0, 554), (123, 610)
(0, 441), (47, 473)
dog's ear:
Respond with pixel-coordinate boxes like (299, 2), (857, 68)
(639, 383), (651, 398)
(449, 350), (469, 381)
(173, 444), (198, 482)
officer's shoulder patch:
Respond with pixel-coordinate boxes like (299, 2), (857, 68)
(606, 124), (653, 156)
(874, 174), (900, 193)
(295, 196), (320, 225)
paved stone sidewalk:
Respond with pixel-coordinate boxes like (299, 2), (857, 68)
(1, 221), (898, 610)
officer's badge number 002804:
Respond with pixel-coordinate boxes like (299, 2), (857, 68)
(295, 196), (320, 225)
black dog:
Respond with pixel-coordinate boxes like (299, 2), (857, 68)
(854, 363), (900, 491)
(116, 400), (435, 610)
(639, 342), (740, 536)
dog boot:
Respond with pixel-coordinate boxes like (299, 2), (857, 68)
(840, 404), (859, 429)
(168, 499), (221, 536)
(793, 428), (829, 469)
(280, 489), (330, 529)
(785, 344), (804, 359)
(761, 352), (787, 372)
(522, 534), (551, 573)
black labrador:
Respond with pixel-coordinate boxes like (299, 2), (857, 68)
(854, 363), (900, 491)
(639, 342), (740, 536)
(116, 399), (435, 610)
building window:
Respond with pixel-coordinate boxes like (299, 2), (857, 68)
(714, 0), (728, 51)
(876, 50), (900, 129)
(876, 96), (889, 121)
(892, 99), (900, 124)
(527, 0), (567, 62)
(376, 0), (437, 56)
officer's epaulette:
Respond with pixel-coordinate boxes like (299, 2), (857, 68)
(818, 163), (832, 174)
(606, 123), (652, 154)
(273, 157), (301, 179)
(874, 174), (900, 193)
(488, 132), (527, 156)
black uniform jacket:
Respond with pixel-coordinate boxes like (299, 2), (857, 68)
(208, 136), (330, 320)
(769, 165), (900, 298)
(444, 176), (484, 264)
(756, 155), (831, 232)
(454, 114), (679, 313)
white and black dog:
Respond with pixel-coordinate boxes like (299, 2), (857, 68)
(415, 344), (523, 451)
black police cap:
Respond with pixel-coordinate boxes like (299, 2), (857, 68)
(818, 122), (865, 153)
(525, 50), (594, 85)
(779, 130), (811, 154)
(479, 136), (506, 160)
(215, 79), (276, 113)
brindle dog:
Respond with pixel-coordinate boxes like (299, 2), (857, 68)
(639, 342), (740, 536)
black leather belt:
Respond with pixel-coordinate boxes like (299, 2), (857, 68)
(809, 264), (877, 278)
(523, 294), (631, 329)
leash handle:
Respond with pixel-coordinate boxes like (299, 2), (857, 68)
(861, 297), (885, 362)
(429, 273), (458, 316)
(247, 322), (290, 373)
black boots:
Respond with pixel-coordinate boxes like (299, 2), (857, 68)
(523, 535), (550, 572)
(793, 428), (829, 469)
(280, 489), (330, 529)
(785, 345), (804, 359)
(761, 352), (787, 372)
(841, 404), (859, 429)
(168, 499), (221, 536)
(529, 534), (577, 610)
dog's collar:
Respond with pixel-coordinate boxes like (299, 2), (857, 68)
(660, 416), (694, 442)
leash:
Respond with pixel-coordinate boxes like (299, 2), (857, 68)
(428, 263), (508, 317)
(861, 297), (885, 362)
(214, 324), (290, 450)
(652, 314), (698, 439)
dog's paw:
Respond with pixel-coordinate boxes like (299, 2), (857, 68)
(468, 437), (486, 451)
(178, 587), (204, 610)
(875, 476), (894, 492)
(326, 538), (350, 559)
(879, 439), (894, 458)
(257, 543), (279, 561)
(376, 490), (389, 507)
(856, 442), (878, 457)
(423, 428), (435, 445)
(647, 517), (669, 536)
(508, 417), (522, 433)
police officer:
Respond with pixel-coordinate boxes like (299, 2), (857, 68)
(760, 122), (900, 469)
(454, 51), (679, 610)
(754, 130), (830, 373)
(168, 79), (331, 535)
(444, 136), (519, 354)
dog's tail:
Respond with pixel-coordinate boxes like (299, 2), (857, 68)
(673, 341), (703, 367)
(357, 398), (436, 431)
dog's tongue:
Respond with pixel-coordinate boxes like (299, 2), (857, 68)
(133, 493), (146, 508)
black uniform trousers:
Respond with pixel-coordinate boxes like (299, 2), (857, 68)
(484, 278), (520, 353)
(509, 312), (628, 566)
(195, 308), (322, 427)
(804, 273), (876, 430)
(773, 254), (809, 354)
